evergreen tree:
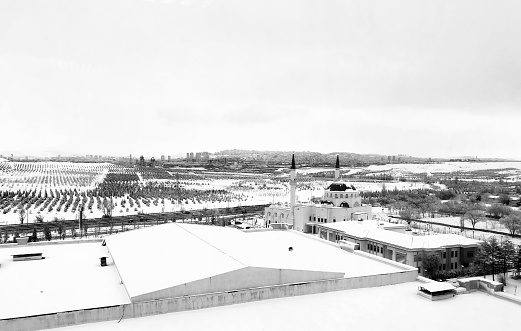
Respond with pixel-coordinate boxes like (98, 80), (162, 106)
(477, 237), (502, 281)
(499, 239), (516, 278)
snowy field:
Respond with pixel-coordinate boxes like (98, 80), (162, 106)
(1, 160), (516, 226)
(57, 281), (519, 331)
(367, 161), (521, 174)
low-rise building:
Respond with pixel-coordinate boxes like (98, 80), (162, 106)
(315, 221), (480, 277)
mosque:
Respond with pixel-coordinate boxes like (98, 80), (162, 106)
(264, 155), (373, 233)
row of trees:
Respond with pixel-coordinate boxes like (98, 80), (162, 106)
(397, 203), (521, 235)
(363, 186), (521, 235)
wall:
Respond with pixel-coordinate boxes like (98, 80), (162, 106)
(0, 238), (103, 250)
(0, 270), (418, 331)
(353, 250), (419, 272)
(131, 266), (344, 301)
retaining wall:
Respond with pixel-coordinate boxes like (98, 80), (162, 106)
(0, 238), (103, 249)
(0, 269), (417, 331)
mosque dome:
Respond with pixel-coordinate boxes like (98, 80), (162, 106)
(326, 183), (357, 191)
(318, 200), (334, 205)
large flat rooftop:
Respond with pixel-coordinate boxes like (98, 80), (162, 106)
(0, 241), (130, 319)
(105, 224), (407, 299)
(56, 281), (519, 331)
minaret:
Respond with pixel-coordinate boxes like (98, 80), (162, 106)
(334, 155), (340, 182)
(290, 154), (296, 213)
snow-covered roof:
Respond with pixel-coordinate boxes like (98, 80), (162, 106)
(419, 282), (455, 292)
(0, 241), (130, 319)
(317, 221), (480, 250)
(105, 223), (406, 299)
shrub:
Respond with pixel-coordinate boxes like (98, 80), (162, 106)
(44, 226), (52, 241)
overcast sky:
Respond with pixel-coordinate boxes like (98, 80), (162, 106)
(1, 0), (520, 159)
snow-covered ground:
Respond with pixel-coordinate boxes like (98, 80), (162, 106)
(57, 281), (519, 331)
(387, 214), (521, 246)
(367, 161), (521, 174)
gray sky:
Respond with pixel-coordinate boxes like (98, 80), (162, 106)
(1, 0), (520, 159)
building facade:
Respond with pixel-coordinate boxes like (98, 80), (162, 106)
(264, 155), (373, 233)
(315, 221), (480, 277)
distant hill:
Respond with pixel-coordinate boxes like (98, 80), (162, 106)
(213, 149), (428, 167)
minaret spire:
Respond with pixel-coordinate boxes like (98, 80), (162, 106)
(289, 154), (296, 227)
(334, 155), (340, 181)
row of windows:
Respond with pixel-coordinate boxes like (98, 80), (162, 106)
(438, 262), (458, 271)
(441, 250), (459, 259)
(309, 216), (344, 223)
(368, 242), (382, 254)
(326, 193), (359, 199)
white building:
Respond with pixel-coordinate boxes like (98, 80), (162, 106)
(316, 220), (481, 276)
(264, 155), (373, 233)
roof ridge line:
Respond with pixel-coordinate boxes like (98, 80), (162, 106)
(174, 223), (248, 267)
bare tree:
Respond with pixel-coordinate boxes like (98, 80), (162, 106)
(34, 214), (44, 223)
(499, 212), (521, 235)
(487, 204), (512, 219)
(464, 209), (486, 230)
(18, 208), (26, 224)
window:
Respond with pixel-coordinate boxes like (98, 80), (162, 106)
(455, 262), (458, 269)
(309, 216), (311, 221)
(451, 251), (454, 258)
(443, 252), (446, 259)
(455, 251), (458, 258)
(443, 264), (446, 270)
(451, 263), (454, 269)
(333, 219), (336, 222)
(314, 216), (316, 221)
(467, 251), (474, 258)
(335, 194), (338, 198)
(281, 213), (284, 219)
(340, 194), (343, 198)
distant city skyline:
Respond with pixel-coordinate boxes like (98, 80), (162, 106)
(1, 1), (520, 159)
